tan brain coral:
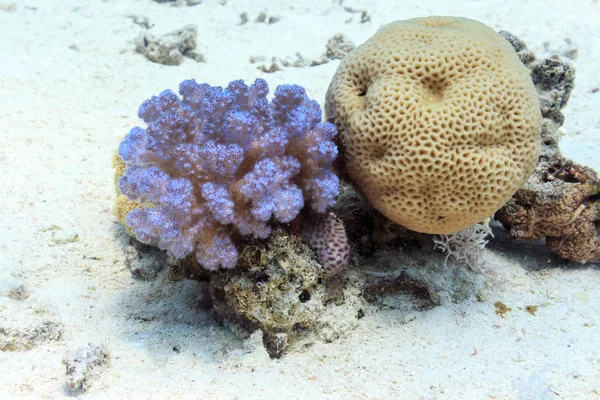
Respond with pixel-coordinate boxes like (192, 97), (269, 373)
(326, 16), (542, 234)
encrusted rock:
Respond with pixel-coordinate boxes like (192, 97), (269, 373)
(500, 30), (575, 126)
(122, 238), (168, 280)
(207, 230), (326, 358)
(497, 32), (599, 264)
(325, 34), (355, 60)
(496, 155), (600, 263)
(134, 24), (204, 65)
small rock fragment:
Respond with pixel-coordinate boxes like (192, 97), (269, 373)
(530, 57), (575, 125)
(134, 24), (201, 66)
(256, 34), (354, 72)
(325, 34), (355, 60)
(310, 54), (330, 67)
(525, 305), (538, 316)
(249, 55), (266, 64)
(255, 11), (267, 23)
(129, 15), (151, 29)
(280, 52), (310, 68)
(494, 301), (512, 317)
(560, 38), (578, 59)
(50, 229), (79, 246)
(267, 16), (280, 24)
(185, 50), (206, 63)
(123, 240), (167, 281)
(343, 6), (371, 23)
(262, 333), (288, 358)
(64, 344), (109, 393)
(7, 285), (29, 301)
(257, 57), (283, 73)
(207, 230), (326, 358)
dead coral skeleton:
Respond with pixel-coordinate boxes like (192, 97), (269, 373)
(64, 344), (109, 393)
(254, 34), (354, 72)
(496, 156), (600, 263)
(134, 24), (205, 65)
(496, 31), (600, 264)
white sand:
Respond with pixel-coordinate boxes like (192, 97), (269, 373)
(1, 0), (599, 398)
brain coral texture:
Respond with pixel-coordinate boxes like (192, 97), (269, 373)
(326, 16), (541, 234)
(118, 79), (339, 270)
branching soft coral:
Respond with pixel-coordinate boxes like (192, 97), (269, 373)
(117, 79), (339, 270)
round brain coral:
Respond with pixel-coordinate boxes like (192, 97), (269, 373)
(326, 16), (542, 234)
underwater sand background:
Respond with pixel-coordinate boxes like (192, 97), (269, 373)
(1, 0), (599, 398)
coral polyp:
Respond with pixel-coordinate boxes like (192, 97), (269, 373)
(117, 78), (339, 270)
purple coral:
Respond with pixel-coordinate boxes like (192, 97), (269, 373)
(118, 79), (339, 270)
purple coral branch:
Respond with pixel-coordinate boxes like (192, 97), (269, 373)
(118, 78), (339, 270)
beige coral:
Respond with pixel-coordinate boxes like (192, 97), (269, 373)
(326, 16), (541, 234)
(112, 152), (145, 231)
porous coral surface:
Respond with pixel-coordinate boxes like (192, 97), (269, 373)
(117, 79), (339, 270)
(326, 16), (541, 234)
(302, 212), (350, 277)
(496, 31), (599, 264)
(208, 230), (326, 358)
(497, 155), (600, 263)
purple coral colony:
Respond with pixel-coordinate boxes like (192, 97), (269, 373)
(118, 78), (339, 270)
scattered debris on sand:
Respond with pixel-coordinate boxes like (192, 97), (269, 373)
(254, 33), (354, 72)
(0, 321), (63, 352)
(128, 14), (151, 29)
(238, 11), (280, 25)
(134, 24), (205, 65)
(64, 344), (109, 393)
(343, 6), (371, 23)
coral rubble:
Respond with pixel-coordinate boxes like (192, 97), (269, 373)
(254, 33), (355, 72)
(63, 344), (109, 393)
(134, 24), (204, 65)
(496, 155), (600, 263)
(496, 32), (600, 264)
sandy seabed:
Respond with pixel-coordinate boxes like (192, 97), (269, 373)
(1, 0), (599, 398)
